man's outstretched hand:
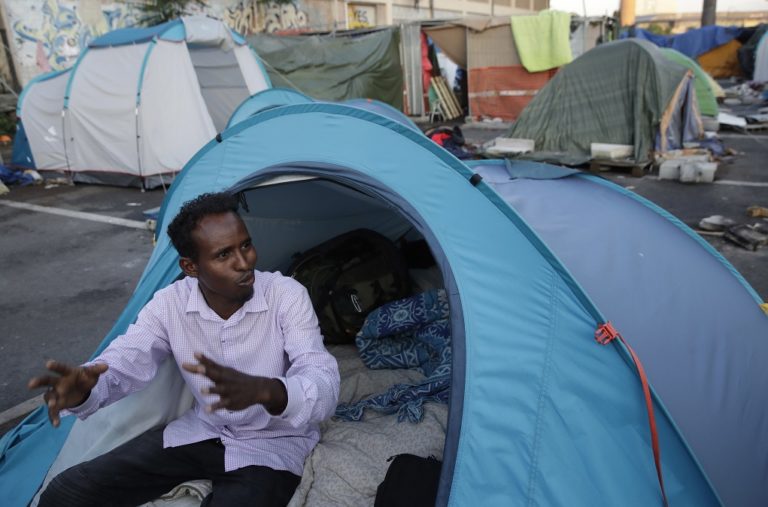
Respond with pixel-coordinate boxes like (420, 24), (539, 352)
(28, 361), (108, 428)
(182, 353), (287, 416)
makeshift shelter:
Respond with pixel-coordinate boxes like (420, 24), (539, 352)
(1, 104), (767, 507)
(422, 16), (611, 121)
(660, 48), (718, 117)
(11, 16), (271, 188)
(507, 39), (703, 164)
(247, 28), (403, 109)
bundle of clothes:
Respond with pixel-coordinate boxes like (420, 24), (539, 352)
(335, 288), (451, 423)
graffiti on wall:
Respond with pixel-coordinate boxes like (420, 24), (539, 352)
(7, 0), (314, 85)
(9, 0), (139, 76)
(222, 0), (308, 34)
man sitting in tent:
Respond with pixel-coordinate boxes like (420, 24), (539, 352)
(28, 192), (340, 506)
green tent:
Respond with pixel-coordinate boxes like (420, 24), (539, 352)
(248, 28), (403, 109)
(660, 48), (718, 117)
(507, 39), (703, 164)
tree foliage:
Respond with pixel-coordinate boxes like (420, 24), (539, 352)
(137, 0), (208, 27)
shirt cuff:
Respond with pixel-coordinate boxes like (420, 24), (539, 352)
(60, 388), (100, 419)
(276, 376), (302, 421)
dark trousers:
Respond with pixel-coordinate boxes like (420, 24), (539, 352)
(38, 427), (301, 507)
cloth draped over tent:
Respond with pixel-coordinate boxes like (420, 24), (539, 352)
(247, 28), (403, 109)
(509, 10), (573, 72)
(660, 48), (718, 117)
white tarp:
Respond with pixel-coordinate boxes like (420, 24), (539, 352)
(20, 71), (70, 170)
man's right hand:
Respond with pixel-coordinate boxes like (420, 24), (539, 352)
(28, 361), (108, 428)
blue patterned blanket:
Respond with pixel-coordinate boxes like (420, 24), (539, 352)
(335, 289), (451, 423)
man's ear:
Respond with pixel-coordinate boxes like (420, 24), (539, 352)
(179, 257), (198, 278)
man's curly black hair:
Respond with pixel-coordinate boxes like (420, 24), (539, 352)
(167, 192), (240, 260)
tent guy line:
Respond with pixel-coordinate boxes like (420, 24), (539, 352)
(0, 200), (149, 230)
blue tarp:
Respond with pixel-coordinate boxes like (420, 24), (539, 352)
(622, 25), (743, 59)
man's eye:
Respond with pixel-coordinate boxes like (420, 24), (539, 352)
(218, 251), (229, 259)
(242, 241), (252, 250)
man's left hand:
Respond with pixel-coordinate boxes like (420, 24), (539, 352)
(182, 352), (288, 415)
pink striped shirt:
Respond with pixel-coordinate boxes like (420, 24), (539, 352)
(69, 271), (340, 475)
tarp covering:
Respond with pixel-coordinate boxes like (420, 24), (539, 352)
(507, 39), (702, 163)
(661, 48), (718, 117)
(697, 39), (743, 78)
(622, 25), (743, 59)
(248, 28), (403, 109)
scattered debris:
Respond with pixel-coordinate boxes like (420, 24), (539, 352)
(724, 224), (768, 251)
(0, 180), (8, 195)
(718, 112), (747, 128)
(657, 150), (717, 183)
(590, 143), (633, 160)
(698, 215), (735, 232)
(484, 137), (535, 155)
(43, 177), (74, 189)
(747, 206), (768, 218)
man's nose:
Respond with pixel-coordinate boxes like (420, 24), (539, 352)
(233, 250), (250, 270)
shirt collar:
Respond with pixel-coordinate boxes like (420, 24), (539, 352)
(185, 271), (269, 322)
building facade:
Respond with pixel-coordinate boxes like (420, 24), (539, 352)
(1, 0), (549, 88)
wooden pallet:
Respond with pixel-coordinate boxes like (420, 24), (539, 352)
(588, 159), (649, 177)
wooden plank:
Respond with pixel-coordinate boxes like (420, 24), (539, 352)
(431, 76), (461, 119)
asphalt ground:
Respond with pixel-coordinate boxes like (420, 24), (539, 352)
(0, 128), (766, 436)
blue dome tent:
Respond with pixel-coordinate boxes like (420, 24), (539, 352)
(1, 103), (767, 506)
(226, 88), (422, 134)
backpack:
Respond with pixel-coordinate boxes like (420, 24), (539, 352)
(287, 229), (411, 344)
(375, 454), (442, 507)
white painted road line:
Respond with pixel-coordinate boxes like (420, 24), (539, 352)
(0, 199), (148, 229)
(713, 180), (768, 188)
(0, 394), (43, 426)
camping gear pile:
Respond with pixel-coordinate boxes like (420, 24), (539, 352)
(11, 16), (271, 189)
(1, 97), (767, 507)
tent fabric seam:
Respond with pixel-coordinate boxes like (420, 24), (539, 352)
(526, 268), (559, 504)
